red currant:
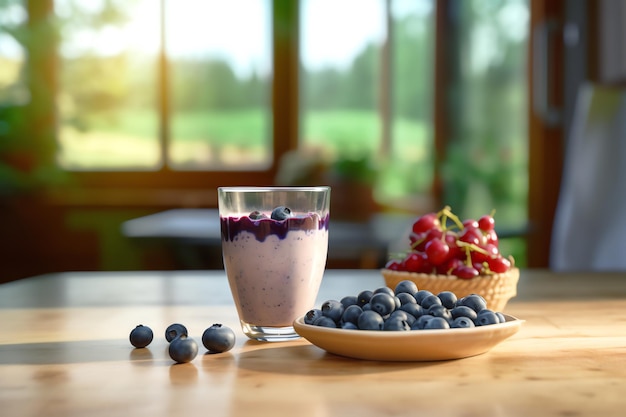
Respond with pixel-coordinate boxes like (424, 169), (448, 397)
(444, 231), (462, 259)
(402, 252), (430, 273)
(478, 215), (495, 231)
(452, 265), (479, 279)
(487, 256), (511, 273)
(459, 228), (482, 246)
(471, 243), (499, 263)
(411, 212), (439, 234)
(463, 219), (479, 230)
(385, 259), (402, 271)
(485, 229), (498, 247)
(415, 227), (442, 251)
(425, 239), (450, 266)
(438, 257), (464, 275)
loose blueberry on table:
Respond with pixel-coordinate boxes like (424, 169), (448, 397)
(165, 323), (188, 342)
(168, 334), (199, 363)
(202, 324), (236, 353)
(129, 324), (153, 348)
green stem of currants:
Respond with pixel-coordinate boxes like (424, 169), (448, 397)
(439, 206), (464, 231)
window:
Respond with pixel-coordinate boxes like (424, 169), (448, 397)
(166, 0), (272, 170)
(0, 1), (28, 107)
(55, 0), (272, 171)
(6, 0), (529, 264)
(299, 0), (435, 205)
(54, 0), (160, 169)
(0, 0), (32, 192)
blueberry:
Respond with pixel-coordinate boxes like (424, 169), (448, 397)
(201, 323), (236, 353)
(496, 312), (506, 323)
(341, 304), (363, 326)
(356, 290), (373, 306)
(400, 302), (425, 319)
(369, 292), (397, 317)
(451, 317), (475, 328)
(249, 210), (268, 220)
(361, 302), (372, 311)
(427, 304), (453, 322)
(396, 292), (417, 306)
(450, 305), (478, 321)
(270, 206), (292, 220)
(129, 324), (153, 348)
(168, 335), (198, 363)
(414, 290), (434, 305)
(475, 309), (499, 326)
(412, 314), (435, 330)
(313, 316), (338, 328)
(422, 316), (450, 330)
(394, 280), (418, 296)
(457, 294), (487, 313)
(373, 286), (395, 297)
(341, 322), (358, 330)
(383, 316), (411, 331)
(340, 295), (358, 308)
(420, 294), (443, 309)
(357, 310), (384, 330)
(165, 323), (188, 342)
(304, 308), (323, 325)
(437, 291), (458, 309)
(389, 309), (416, 326)
(321, 300), (345, 323)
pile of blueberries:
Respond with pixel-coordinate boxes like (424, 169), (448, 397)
(305, 280), (507, 331)
(129, 323), (236, 363)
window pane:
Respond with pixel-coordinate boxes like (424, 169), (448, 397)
(444, 0), (529, 263)
(0, 0), (29, 190)
(55, 0), (160, 170)
(0, 1), (28, 106)
(299, 0), (385, 165)
(386, 0), (435, 204)
(165, 0), (272, 170)
(297, 0), (435, 211)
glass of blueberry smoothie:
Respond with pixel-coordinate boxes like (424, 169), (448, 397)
(218, 186), (330, 341)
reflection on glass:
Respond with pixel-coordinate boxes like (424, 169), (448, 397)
(55, 0), (160, 170)
(165, 0), (272, 170)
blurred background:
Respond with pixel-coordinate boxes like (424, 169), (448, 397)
(0, 0), (624, 282)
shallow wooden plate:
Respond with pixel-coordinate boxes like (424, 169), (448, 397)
(293, 314), (524, 361)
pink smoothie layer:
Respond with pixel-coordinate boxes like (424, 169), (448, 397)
(221, 213), (329, 327)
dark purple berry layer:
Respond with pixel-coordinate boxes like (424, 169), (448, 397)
(221, 212), (329, 242)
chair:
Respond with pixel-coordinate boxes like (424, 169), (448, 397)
(550, 83), (626, 271)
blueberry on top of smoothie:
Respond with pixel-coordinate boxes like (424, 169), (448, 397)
(249, 210), (268, 220)
(271, 206), (293, 220)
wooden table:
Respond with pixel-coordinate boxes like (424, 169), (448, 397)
(1, 269), (625, 417)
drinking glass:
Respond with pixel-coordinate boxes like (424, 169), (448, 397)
(218, 186), (330, 341)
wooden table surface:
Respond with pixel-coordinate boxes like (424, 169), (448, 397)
(1, 269), (625, 417)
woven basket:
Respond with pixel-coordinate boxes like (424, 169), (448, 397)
(381, 267), (520, 312)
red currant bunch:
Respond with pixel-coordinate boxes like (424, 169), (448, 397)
(385, 206), (514, 279)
